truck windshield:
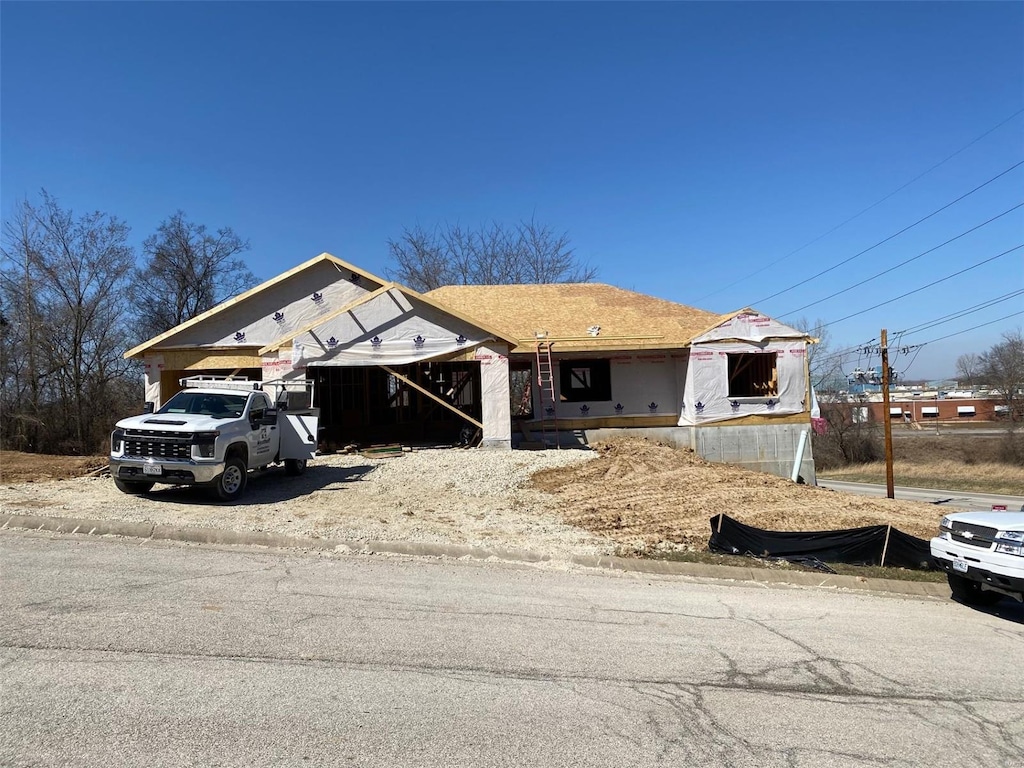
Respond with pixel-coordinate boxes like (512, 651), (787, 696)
(158, 392), (248, 418)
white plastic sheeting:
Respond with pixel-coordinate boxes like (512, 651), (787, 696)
(144, 355), (163, 405)
(290, 291), (492, 368)
(679, 341), (809, 425)
(476, 344), (512, 448)
(692, 311), (807, 344)
(526, 354), (685, 421)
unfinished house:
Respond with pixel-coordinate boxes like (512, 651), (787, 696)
(125, 253), (816, 480)
(428, 285), (816, 481)
(124, 253), (517, 450)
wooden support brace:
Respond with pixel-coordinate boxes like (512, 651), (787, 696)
(380, 365), (483, 429)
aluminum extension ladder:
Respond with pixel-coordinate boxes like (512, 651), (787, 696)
(535, 341), (560, 449)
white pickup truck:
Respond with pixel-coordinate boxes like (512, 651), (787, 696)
(931, 510), (1024, 606)
(109, 384), (318, 501)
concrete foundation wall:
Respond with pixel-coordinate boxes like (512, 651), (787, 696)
(566, 423), (816, 484)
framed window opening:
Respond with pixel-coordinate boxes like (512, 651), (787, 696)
(727, 352), (778, 397)
(559, 359), (612, 402)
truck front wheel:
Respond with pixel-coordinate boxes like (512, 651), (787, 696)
(212, 457), (248, 502)
(947, 573), (1002, 607)
(114, 478), (155, 495)
(284, 458), (307, 476)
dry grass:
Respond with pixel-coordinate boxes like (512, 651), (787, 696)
(652, 550), (946, 582)
(820, 459), (1024, 496)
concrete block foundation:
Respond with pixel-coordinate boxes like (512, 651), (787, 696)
(563, 423), (817, 485)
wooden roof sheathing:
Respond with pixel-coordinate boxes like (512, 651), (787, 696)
(426, 283), (723, 353)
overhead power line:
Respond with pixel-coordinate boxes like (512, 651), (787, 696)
(807, 337), (879, 368)
(810, 288), (1024, 372)
(777, 202), (1024, 318)
(749, 160), (1024, 306)
(895, 289), (1024, 336)
(693, 108), (1024, 304)
(824, 243), (1024, 327)
(917, 309), (1024, 346)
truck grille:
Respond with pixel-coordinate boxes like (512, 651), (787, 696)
(123, 429), (193, 460)
(950, 521), (997, 549)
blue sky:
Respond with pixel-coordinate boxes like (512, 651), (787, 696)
(2, 1), (1022, 380)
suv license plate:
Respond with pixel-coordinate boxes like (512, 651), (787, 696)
(952, 559), (968, 573)
(143, 464), (162, 476)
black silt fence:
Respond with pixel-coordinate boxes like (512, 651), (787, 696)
(708, 514), (933, 570)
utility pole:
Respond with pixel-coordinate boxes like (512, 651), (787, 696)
(880, 328), (895, 499)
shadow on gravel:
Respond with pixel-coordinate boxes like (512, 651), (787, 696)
(139, 464), (377, 507)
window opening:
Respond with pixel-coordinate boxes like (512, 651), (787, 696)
(559, 359), (612, 402)
(727, 352), (778, 397)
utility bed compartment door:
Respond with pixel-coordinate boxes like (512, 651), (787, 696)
(279, 414), (318, 460)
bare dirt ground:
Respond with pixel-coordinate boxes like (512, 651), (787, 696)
(0, 439), (949, 558)
(530, 438), (945, 553)
(1, 451), (108, 483)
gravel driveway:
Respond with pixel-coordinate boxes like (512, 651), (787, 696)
(0, 449), (613, 557)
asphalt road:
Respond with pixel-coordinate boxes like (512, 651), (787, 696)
(2, 531), (1022, 768)
(817, 479), (1024, 511)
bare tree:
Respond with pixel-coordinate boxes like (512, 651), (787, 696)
(793, 316), (843, 391)
(813, 393), (883, 469)
(135, 211), (254, 340)
(1, 191), (138, 453)
(955, 352), (983, 387)
(386, 219), (597, 291)
(979, 329), (1024, 422)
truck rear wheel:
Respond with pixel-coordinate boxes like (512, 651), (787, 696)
(284, 458), (307, 476)
(947, 573), (1002, 607)
(114, 478), (155, 495)
(212, 457), (247, 502)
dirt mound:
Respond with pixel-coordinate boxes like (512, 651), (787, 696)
(0, 451), (108, 484)
(530, 438), (945, 552)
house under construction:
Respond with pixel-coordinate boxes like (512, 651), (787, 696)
(125, 253), (817, 480)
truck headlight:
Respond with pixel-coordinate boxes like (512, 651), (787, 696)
(111, 428), (125, 454)
(193, 431), (219, 459)
(995, 530), (1024, 557)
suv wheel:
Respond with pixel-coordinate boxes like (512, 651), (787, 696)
(212, 457), (247, 502)
(947, 573), (1002, 607)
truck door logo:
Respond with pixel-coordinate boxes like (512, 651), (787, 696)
(256, 427), (271, 454)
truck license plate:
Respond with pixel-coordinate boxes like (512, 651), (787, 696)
(952, 559), (968, 573)
(143, 463), (162, 476)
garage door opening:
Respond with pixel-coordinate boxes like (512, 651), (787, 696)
(309, 361), (482, 448)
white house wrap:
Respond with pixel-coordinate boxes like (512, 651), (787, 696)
(679, 312), (809, 426)
(290, 291), (493, 368)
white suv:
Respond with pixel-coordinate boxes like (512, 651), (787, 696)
(931, 511), (1024, 606)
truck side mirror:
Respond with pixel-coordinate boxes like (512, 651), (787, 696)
(143, 402), (155, 414)
(259, 408), (278, 426)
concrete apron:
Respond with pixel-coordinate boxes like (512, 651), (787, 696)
(1, 511), (949, 600)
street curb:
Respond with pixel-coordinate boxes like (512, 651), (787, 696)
(1, 512), (951, 600)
